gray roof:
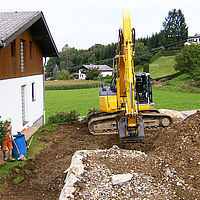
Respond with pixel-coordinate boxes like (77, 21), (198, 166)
(0, 11), (58, 57)
(82, 65), (113, 71)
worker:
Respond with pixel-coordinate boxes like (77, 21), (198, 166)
(1, 118), (15, 162)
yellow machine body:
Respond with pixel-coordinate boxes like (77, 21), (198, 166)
(88, 10), (172, 142)
(99, 95), (118, 113)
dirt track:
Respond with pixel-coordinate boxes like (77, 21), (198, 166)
(0, 112), (199, 199)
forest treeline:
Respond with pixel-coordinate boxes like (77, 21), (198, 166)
(46, 8), (188, 77)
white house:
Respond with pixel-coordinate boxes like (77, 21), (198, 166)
(79, 64), (113, 79)
(0, 11), (58, 134)
(185, 34), (200, 45)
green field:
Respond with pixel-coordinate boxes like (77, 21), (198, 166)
(152, 88), (200, 110)
(45, 54), (200, 121)
(149, 56), (177, 79)
(45, 79), (100, 90)
(45, 87), (200, 120)
(45, 88), (99, 120)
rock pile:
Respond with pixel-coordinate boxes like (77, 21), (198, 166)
(60, 111), (200, 199)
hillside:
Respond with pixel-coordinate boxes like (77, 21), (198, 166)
(134, 55), (177, 79)
(143, 54), (200, 93)
(149, 56), (177, 79)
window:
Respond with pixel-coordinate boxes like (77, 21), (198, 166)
(21, 85), (28, 126)
(11, 40), (16, 57)
(32, 82), (36, 101)
(29, 41), (32, 59)
(20, 39), (26, 72)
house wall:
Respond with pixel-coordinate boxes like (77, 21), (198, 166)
(186, 36), (200, 45)
(79, 68), (112, 79)
(0, 29), (43, 80)
(0, 74), (44, 135)
(101, 71), (112, 77)
(79, 68), (86, 79)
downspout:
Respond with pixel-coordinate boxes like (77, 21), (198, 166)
(43, 57), (47, 125)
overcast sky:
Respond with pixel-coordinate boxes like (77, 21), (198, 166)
(1, 0), (199, 51)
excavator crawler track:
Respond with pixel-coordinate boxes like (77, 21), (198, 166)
(88, 110), (172, 136)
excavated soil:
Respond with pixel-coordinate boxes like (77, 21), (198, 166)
(0, 112), (199, 199)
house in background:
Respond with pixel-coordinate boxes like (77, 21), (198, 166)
(0, 11), (58, 134)
(79, 64), (113, 79)
(185, 34), (200, 45)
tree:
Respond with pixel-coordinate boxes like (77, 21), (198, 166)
(174, 44), (200, 79)
(56, 70), (70, 80)
(86, 68), (101, 80)
(88, 53), (97, 64)
(134, 42), (152, 66)
(45, 57), (59, 77)
(162, 9), (188, 46)
(60, 44), (79, 73)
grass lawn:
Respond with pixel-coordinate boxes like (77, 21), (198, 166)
(149, 56), (177, 79)
(153, 87), (200, 110)
(45, 88), (100, 120)
(45, 87), (200, 121)
(162, 73), (200, 93)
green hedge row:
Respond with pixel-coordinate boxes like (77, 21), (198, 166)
(45, 82), (101, 90)
(154, 71), (183, 81)
(150, 50), (179, 63)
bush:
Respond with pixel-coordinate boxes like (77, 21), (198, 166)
(143, 63), (149, 73)
(163, 50), (179, 56)
(175, 44), (200, 79)
(86, 68), (101, 80)
(56, 70), (70, 80)
(47, 110), (80, 124)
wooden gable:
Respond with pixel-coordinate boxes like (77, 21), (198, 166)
(0, 29), (43, 79)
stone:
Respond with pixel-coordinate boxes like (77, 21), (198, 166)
(165, 167), (173, 179)
(112, 174), (133, 185)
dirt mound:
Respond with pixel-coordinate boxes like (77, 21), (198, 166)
(151, 111), (200, 198)
(153, 77), (172, 87)
(0, 112), (199, 199)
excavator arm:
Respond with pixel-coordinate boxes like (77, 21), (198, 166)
(116, 10), (144, 142)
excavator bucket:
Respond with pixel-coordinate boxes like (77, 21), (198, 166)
(118, 116), (145, 143)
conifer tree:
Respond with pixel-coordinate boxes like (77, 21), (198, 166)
(162, 9), (188, 45)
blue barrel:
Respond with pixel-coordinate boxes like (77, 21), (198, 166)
(12, 134), (27, 158)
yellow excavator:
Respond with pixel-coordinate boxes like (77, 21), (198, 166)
(88, 11), (172, 143)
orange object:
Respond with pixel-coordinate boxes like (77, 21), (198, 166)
(2, 137), (13, 150)
(1, 124), (13, 150)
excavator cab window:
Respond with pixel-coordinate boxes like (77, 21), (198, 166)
(135, 73), (153, 105)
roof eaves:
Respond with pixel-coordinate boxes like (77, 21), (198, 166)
(40, 12), (59, 57)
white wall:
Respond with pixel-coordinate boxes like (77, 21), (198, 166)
(0, 74), (44, 135)
(79, 69), (86, 79)
(101, 71), (112, 77)
(79, 69), (112, 79)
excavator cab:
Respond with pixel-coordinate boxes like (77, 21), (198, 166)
(135, 72), (154, 110)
